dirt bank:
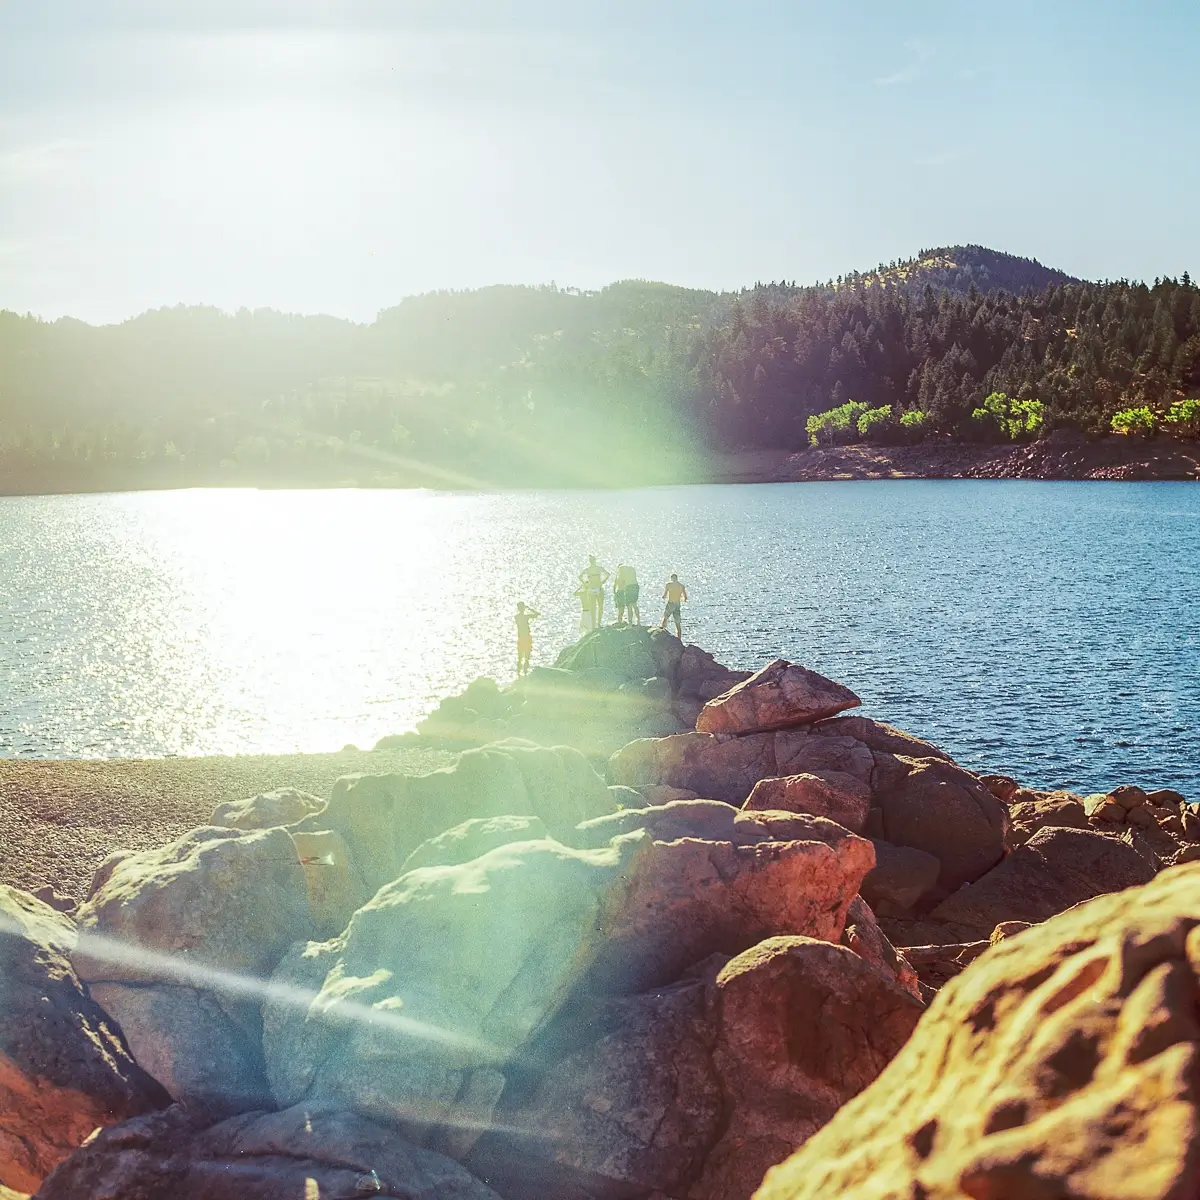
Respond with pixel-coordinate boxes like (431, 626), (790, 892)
(706, 436), (1200, 483)
(0, 746), (456, 901)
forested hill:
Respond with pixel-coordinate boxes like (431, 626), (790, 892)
(0, 249), (1197, 490)
(827, 245), (1081, 296)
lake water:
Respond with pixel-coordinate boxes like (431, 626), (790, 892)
(0, 482), (1195, 796)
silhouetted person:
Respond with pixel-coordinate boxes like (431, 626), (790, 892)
(614, 563), (641, 625)
(659, 573), (688, 638)
(578, 555), (609, 627)
(515, 602), (540, 676)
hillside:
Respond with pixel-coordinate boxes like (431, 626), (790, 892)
(0, 248), (1197, 490)
(833, 245), (1081, 297)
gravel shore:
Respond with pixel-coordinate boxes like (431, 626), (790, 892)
(0, 747), (456, 901)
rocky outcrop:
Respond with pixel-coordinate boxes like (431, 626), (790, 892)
(755, 863), (1200, 1200)
(696, 660), (861, 735)
(395, 626), (750, 759)
(0, 886), (166, 1194)
(926, 825), (1156, 939)
(34, 1103), (503, 1199)
(859, 840), (942, 915)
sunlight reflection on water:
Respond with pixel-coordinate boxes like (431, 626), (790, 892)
(0, 482), (1196, 796)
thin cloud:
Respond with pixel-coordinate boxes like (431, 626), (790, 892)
(874, 38), (932, 87)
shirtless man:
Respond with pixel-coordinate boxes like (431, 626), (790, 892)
(515, 601), (540, 676)
(578, 555), (610, 627)
(659, 573), (688, 638)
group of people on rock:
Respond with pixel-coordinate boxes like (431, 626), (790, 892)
(513, 555), (689, 676)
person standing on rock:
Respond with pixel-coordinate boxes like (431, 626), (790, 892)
(578, 555), (609, 627)
(514, 602), (540, 676)
(659, 573), (688, 638)
(613, 564), (641, 625)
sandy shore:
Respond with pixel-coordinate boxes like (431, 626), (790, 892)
(0, 747), (456, 901)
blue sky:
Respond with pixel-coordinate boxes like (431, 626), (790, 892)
(1, 1), (1197, 323)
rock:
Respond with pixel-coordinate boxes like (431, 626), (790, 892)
(586, 819), (876, 994)
(815, 716), (952, 763)
(1147, 787), (1188, 809)
(86, 851), (132, 900)
(637, 784), (700, 805)
(978, 773), (1021, 803)
(742, 772), (871, 833)
(874, 756), (1008, 890)
(1084, 792), (1125, 822)
(929, 826), (1156, 939)
(696, 659), (861, 735)
(989, 919), (1032, 942)
(72, 826), (313, 1116)
(290, 828), (370, 939)
(608, 728), (875, 807)
(209, 787), (326, 831)
(399, 814), (549, 874)
(607, 784), (645, 809)
(294, 742), (615, 894)
(30, 885), (75, 914)
(696, 936), (923, 1200)
(860, 840), (942, 914)
(755, 863), (1200, 1200)
(554, 625), (661, 682)
(34, 1103), (503, 1199)
(1005, 793), (1087, 847)
(471, 978), (724, 1200)
(0, 886), (165, 1194)
(74, 826), (312, 989)
(262, 835), (651, 1142)
(1128, 804), (1158, 827)
(840, 895), (922, 1001)
(1184, 810), (1200, 842)
(86, 982), (273, 1119)
(1109, 782), (1149, 810)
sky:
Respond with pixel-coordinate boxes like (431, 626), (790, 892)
(1, 1), (1198, 325)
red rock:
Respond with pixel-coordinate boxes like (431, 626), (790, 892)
(742, 772), (870, 833)
(696, 660), (860, 736)
(755, 863), (1200, 1200)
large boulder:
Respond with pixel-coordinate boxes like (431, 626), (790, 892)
(209, 787), (326, 831)
(71, 826), (313, 1117)
(742, 772), (871, 833)
(0, 887), (166, 1194)
(755, 863), (1200, 1200)
(608, 728), (875, 807)
(469, 975), (725, 1200)
(34, 1103), (503, 1199)
(295, 742), (614, 893)
(860, 840), (942, 914)
(262, 835), (651, 1144)
(812, 715), (952, 762)
(928, 825), (1157, 939)
(696, 660), (861, 735)
(874, 756), (1008, 890)
(1005, 791), (1088, 847)
(695, 936), (924, 1200)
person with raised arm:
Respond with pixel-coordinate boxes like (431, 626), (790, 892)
(514, 601), (540, 676)
(578, 554), (610, 628)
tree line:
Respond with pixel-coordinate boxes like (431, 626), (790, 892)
(0, 248), (1196, 489)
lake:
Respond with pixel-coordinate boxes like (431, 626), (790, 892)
(0, 482), (1195, 796)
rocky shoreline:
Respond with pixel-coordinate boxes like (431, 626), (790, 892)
(2, 626), (1198, 1198)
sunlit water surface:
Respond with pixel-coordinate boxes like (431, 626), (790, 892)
(0, 483), (1195, 795)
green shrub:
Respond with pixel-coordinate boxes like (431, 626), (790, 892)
(1163, 397), (1200, 437)
(898, 410), (930, 441)
(970, 392), (1045, 442)
(1110, 406), (1158, 436)
(806, 400), (869, 447)
(856, 405), (893, 438)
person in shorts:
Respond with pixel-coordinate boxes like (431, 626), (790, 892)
(613, 564), (641, 625)
(659, 573), (687, 637)
(515, 601), (540, 676)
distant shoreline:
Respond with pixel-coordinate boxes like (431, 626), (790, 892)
(0, 435), (1196, 497)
